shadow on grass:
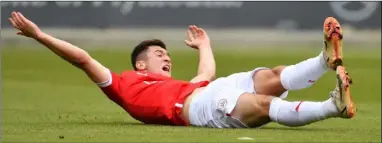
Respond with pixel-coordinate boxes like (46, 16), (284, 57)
(258, 126), (345, 132)
(69, 121), (348, 131)
(70, 120), (186, 128)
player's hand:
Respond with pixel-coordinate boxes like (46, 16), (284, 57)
(184, 25), (210, 49)
(8, 11), (42, 39)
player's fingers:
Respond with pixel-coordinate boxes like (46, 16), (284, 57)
(192, 25), (197, 30)
(194, 28), (199, 37)
(10, 17), (22, 29)
(194, 25), (202, 31)
(189, 25), (195, 34)
(17, 12), (28, 24)
(12, 11), (24, 27)
(196, 26), (203, 36)
(189, 25), (197, 39)
(191, 25), (196, 31)
(187, 29), (194, 41)
(184, 40), (191, 46)
(194, 26), (200, 37)
(11, 11), (17, 19)
(198, 28), (206, 34)
(8, 18), (20, 29)
(17, 31), (26, 36)
(196, 28), (204, 37)
(14, 12), (26, 26)
(184, 40), (197, 49)
(12, 11), (20, 23)
(11, 12), (19, 24)
(196, 28), (204, 38)
(191, 25), (199, 37)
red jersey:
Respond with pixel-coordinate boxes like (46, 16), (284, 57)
(98, 70), (209, 126)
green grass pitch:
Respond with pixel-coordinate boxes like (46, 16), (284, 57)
(2, 43), (381, 142)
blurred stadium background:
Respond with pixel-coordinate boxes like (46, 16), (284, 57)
(1, 1), (381, 142)
(1, 1), (381, 47)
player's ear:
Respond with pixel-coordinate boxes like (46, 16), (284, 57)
(136, 60), (147, 70)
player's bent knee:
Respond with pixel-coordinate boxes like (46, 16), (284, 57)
(253, 68), (286, 96)
(272, 65), (286, 76)
(231, 93), (274, 128)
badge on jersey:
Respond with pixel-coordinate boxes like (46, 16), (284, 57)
(217, 99), (228, 110)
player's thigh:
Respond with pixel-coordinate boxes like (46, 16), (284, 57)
(253, 65), (286, 96)
(189, 78), (248, 128)
(230, 93), (275, 128)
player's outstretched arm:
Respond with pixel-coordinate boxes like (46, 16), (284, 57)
(8, 11), (109, 83)
(185, 25), (216, 83)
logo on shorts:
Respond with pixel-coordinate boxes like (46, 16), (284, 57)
(217, 99), (228, 110)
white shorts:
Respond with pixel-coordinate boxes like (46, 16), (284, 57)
(189, 67), (289, 128)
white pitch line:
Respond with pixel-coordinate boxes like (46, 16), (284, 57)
(237, 137), (254, 140)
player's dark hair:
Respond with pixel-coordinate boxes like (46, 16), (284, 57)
(131, 39), (167, 70)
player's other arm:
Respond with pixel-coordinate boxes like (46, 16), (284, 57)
(37, 33), (108, 83)
(192, 40), (216, 82)
(8, 11), (108, 83)
(185, 25), (216, 83)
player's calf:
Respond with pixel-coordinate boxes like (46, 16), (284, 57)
(278, 52), (329, 91)
(260, 17), (348, 94)
(268, 97), (339, 127)
(252, 61), (327, 98)
(231, 91), (345, 128)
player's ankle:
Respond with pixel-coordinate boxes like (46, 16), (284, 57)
(322, 98), (339, 117)
(319, 52), (330, 70)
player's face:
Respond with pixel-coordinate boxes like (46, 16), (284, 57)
(144, 46), (172, 77)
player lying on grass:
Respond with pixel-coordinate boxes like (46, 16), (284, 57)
(9, 11), (356, 128)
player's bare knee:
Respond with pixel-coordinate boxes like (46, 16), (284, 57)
(253, 69), (276, 91)
(254, 94), (274, 116)
(253, 68), (286, 96)
(247, 94), (274, 127)
(272, 65), (286, 76)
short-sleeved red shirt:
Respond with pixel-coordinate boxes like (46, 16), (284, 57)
(99, 70), (209, 126)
